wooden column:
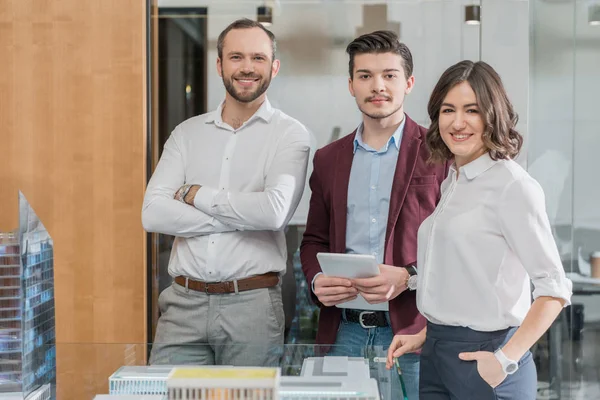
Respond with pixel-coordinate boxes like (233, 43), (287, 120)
(0, 1), (149, 398)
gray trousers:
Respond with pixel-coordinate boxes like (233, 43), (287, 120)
(420, 323), (537, 400)
(149, 280), (285, 366)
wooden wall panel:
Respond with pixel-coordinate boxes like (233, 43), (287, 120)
(0, 0), (148, 398)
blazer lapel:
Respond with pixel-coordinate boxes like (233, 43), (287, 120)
(384, 116), (422, 263)
(332, 133), (355, 253)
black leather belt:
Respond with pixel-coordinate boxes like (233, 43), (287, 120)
(344, 309), (389, 328)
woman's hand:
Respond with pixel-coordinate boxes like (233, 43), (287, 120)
(459, 351), (507, 388)
(386, 332), (426, 369)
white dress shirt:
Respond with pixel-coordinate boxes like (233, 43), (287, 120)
(417, 153), (572, 331)
(142, 99), (311, 281)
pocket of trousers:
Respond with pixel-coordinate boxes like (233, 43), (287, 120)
(266, 286), (285, 332)
(462, 341), (500, 399)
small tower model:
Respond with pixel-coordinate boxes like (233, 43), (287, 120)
(0, 193), (56, 399)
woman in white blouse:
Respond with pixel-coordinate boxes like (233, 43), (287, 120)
(386, 61), (572, 400)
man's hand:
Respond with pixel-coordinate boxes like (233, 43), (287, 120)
(352, 264), (409, 304)
(459, 351), (507, 388)
(174, 184), (201, 205)
(313, 274), (358, 307)
(386, 332), (426, 369)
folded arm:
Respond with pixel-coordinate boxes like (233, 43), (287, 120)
(141, 129), (235, 237)
(193, 125), (310, 231)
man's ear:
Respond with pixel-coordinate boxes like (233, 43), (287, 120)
(270, 58), (281, 79)
(216, 57), (223, 78)
(348, 77), (356, 98)
(405, 75), (415, 95)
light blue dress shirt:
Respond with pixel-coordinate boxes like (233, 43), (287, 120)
(345, 117), (405, 264)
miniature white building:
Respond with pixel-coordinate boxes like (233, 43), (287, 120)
(108, 366), (173, 396)
(103, 357), (380, 400)
(279, 357), (379, 400)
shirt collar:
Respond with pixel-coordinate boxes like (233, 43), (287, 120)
(450, 152), (498, 180)
(352, 114), (406, 154)
(205, 98), (275, 126)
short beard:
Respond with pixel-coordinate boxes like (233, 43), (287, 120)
(358, 102), (403, 120)
(222, 68), (272, 103)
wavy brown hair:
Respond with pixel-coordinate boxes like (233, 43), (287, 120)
(426, 60), (522, 163)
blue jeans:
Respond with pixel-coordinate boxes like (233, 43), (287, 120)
(328, 311), (420, 400)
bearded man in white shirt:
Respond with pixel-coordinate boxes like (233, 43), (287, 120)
(142, 18), (311, 366)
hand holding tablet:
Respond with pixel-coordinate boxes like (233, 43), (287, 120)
(316, 253), (390, 311)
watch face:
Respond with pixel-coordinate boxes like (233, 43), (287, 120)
(506, 362), (518, 374)
(407, 275), (418, 290)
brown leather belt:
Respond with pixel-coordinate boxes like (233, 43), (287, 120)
(174, 272), (279, 294)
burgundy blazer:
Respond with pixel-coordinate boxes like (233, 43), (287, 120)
(300, 115), (448, 345)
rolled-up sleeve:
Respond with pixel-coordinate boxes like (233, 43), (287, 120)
(498, 177), (572, 305)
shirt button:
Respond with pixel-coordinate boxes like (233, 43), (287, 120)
(371, 218), (376, 223)
(371, 185), (376, 190)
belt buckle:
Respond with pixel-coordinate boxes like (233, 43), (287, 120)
(359, 311), (377, 329)
(204, 282), (211, 294)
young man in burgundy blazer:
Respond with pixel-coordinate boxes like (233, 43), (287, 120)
(300, 31), (447, 399)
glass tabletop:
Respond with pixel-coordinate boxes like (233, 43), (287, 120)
(0, 343), (402, 400)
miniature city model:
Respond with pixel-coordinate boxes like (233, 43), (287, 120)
(104, 356), (380, 400)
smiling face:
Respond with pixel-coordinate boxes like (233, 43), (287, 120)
(348, 52), (414, 120)
(217, 27), (280, 103)
(438, 81), (487, 167)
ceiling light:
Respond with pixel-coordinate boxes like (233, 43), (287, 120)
(465, 5), (481, 25)
(589, 4), (600, 26)
(257, 5), (273, 27)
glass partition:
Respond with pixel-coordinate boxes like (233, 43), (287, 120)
(529, 0), (600, 399)
(149, 1), (600, 399)
(151, 0), (490, 346)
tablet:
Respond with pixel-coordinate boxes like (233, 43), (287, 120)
(316, 252), (389, 311)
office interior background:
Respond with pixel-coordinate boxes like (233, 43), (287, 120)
(1, 0), (599, 399)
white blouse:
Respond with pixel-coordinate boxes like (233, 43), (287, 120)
(416, 153), (572, 331)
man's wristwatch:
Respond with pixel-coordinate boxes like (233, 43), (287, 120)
(177, 184), (192, 203)
(494, 348), (519, 375)
(404, 265), (418, 291)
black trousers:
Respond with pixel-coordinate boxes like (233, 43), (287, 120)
(420, 322), (537, 400)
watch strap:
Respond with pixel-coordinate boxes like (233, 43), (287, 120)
(494, 348), (518, 375)
(404, 265), (417, 276)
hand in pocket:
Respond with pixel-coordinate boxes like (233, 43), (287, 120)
(459, 350), (507, 388)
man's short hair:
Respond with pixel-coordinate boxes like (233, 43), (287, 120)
(346, 30), (413, 80)
(217, 18), (277, 60)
